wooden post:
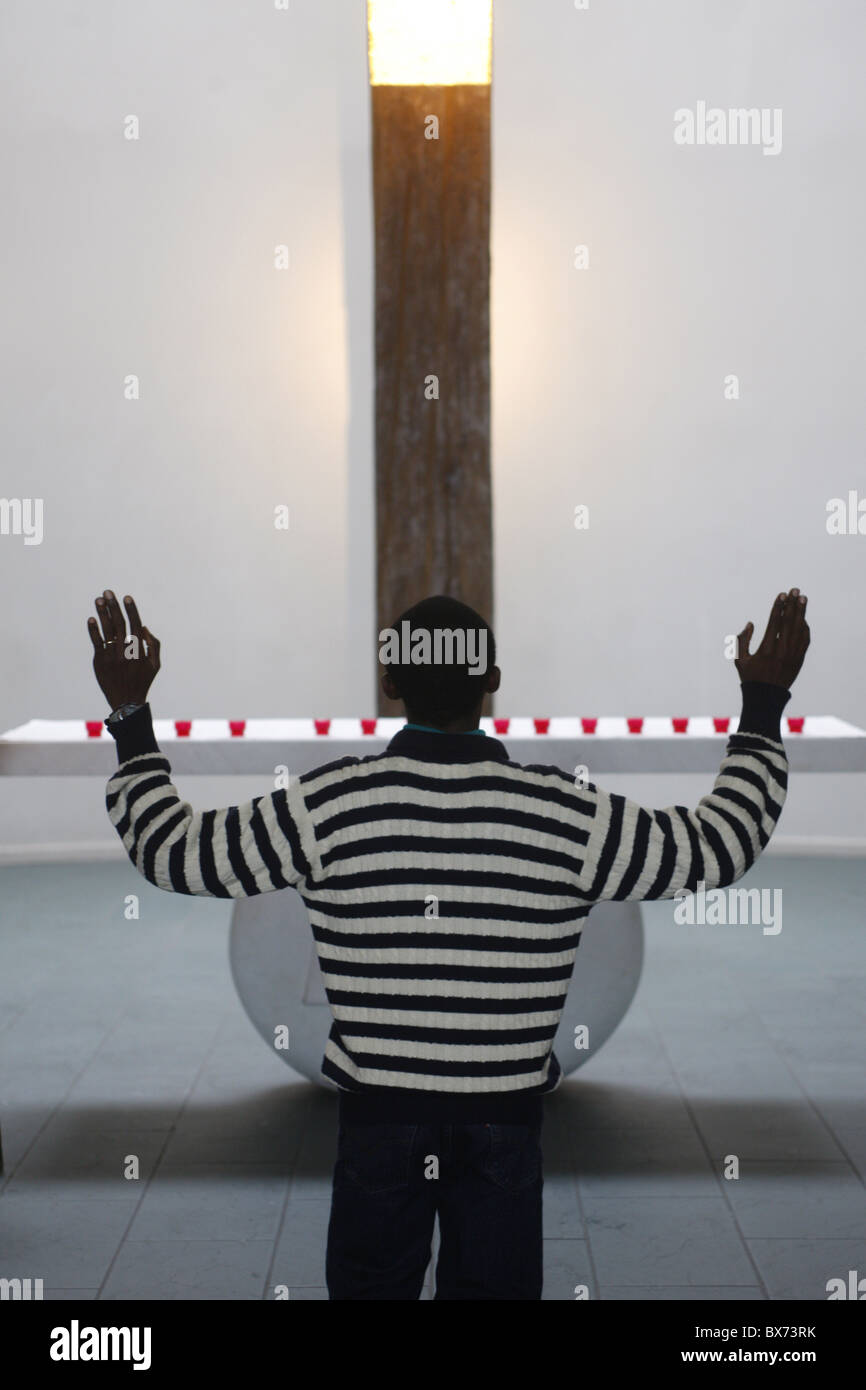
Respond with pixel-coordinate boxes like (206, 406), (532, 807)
(372, 84), (492, 714)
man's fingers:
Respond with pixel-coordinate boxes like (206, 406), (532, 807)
(781, 589), (807, 659)
(737, 592), (810, 686)
(104, 590), (127, 643)
(96, 589), (125, 646)
(94, 595), (117, 645)
(757, 594), (786, 653)
(142, 626), (161, 669)
(789, 591), (807, 644)
(87, 617), (102, 653)
(777, 589), (797, 660)
(124, 595), (145, 643)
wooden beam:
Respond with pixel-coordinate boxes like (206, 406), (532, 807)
(372, 84), (492, 714)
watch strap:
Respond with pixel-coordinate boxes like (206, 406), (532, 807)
(105, 702), (145, 727)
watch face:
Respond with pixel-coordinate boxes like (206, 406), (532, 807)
(110, 704), (137, 722)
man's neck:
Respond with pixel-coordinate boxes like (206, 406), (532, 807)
(404, 720), (483, 735)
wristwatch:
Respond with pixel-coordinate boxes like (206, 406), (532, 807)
(105, 702), (145, 728)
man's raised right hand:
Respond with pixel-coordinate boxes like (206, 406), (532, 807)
(735, 589), (810, 690)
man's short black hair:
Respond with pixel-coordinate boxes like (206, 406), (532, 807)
(381, 595), (496, 727)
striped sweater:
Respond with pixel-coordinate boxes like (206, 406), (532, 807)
(105, 680), (790, 1123)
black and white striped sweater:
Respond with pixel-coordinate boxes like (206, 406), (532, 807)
(105, 681), (790, 1123)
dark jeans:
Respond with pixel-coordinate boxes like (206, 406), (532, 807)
(326, 1117), (544, 1300)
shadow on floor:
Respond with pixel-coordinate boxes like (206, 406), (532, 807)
(3, 1079), (858, 1186)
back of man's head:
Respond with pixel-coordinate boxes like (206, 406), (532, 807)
(381, 595), (496, 728)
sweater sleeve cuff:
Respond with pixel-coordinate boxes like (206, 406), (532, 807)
(736, 681), (792, 741)
(106, 702), (161, 763)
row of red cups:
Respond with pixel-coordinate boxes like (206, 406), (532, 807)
(85, 719), (246, 738)
(493, 717), (806, 734)
(84, 716), (807, 737)
(312, 717), (807, 735)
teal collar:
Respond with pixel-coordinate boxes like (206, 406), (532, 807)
(403, 722), (486, 736)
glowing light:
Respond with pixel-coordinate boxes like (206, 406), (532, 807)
(367, 0), (492, 85)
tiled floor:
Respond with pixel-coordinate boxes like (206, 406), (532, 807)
(1, 857), (864, 1300)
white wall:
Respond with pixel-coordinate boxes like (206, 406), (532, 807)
(491, 0), (866, 726)
(1, 0), (864, 855)
(0, 0), (373, 739)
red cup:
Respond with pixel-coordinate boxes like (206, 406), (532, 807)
(361, 718), (377, 735)
(581, 717), (598, 734)
(229, 720), (246, 737)
(175, 720), (192, 737)
(787, 716), (805, 733)
(533, 718), (550, 735)
(627, 717), (643, 734)
(314, 719), (331, 735)
(86, 721), (103, 738)
(493, 718), (510, 735)
(672, 717), (689, 733)
(713, 717), (730, 733)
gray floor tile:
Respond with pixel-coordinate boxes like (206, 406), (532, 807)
(0, 1195), (134, 1286)
(0, 1113), (54, 1176)
(747, 1238), (866, 1301)
(3, 1174), (148, 1204)
(270, 1199), (332, 1286)
(8, 1120), (168, 1186)
(126, 1165), (289, 1241)
(158, 1089), (310, 1166)
(554, 1080), (695, 1133)
(793, 1062), (866, 1100)
(43, 1288), (100, 1300)
(600, 1285), (766, 1300)
(541, 1239), (595, 1300)
(542, 1175), (583, 1237)
(688, 1098), (847, 1162)
(583, 1196), (756, 1286)
(672, 1057), (805, 1100)
(195, 1047), (294, 1088)
(101, 1239), (274, 1300)
(813, 1124), (866, 1181)
(68, 1065), (200, 1099)
(723, 1161), (866, 1238)
(0, 1062), (92, 1102)
(288, 1092), (338, 1198)
(573, 1125), (720, 1197)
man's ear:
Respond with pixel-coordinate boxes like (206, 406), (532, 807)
(381, 670), (401, 702)
(487, 666), (501, 696)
